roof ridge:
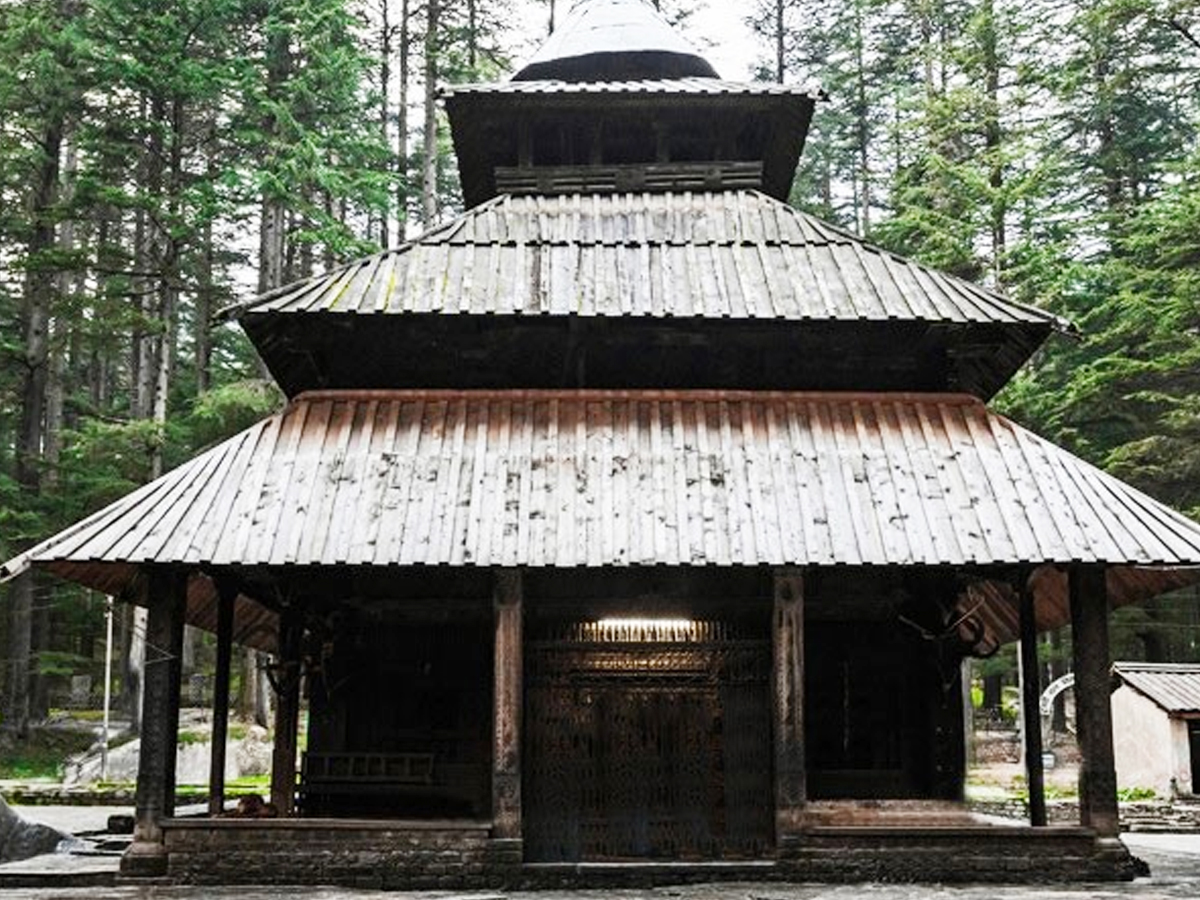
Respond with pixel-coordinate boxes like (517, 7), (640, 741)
(442, 78), (823, 95)
(1115, 662), (1200, 670)
(287, 388), (989, 406)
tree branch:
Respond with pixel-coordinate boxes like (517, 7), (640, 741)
(1166, 17), (1200, 51)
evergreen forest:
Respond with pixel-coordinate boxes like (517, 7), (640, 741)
(1, 0), (1198, 744)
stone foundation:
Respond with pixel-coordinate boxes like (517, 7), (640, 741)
(157, 819), (513, 889)
(138, 816), (1137, 888)
(780, 828), (1137, 883)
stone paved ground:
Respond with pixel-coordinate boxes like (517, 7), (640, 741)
(0, 838), (1197, 900)
(1, 874), (1199, 900)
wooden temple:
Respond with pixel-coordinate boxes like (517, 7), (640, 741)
(6, 0), (1200, 886)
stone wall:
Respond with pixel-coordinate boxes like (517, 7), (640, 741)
(779, 828), (1137, 883)
(162, 820), (518, 889)
(970, 798), (1200, 831)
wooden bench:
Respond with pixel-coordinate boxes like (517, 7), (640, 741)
(297, 751), (485, 817)
(297, 752), (433, 812)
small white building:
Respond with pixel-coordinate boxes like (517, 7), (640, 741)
(1112, 663), (1200, 796)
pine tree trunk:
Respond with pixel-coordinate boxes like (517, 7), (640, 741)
(181, 626), (197, 681)
(258, 200), (286, 294)
(4, 75), (66, 736)
(132, 98), (154, 423)
(4, 576), (35, 736)
(982, 672), (1003, 719)
(237, 648), (273, 728)
(298, 206), (314, 279)
(283, 210), (297, 283)
(237, 646), (257, 721)
(853, 0), (870, 233)
(323, 190), (336, 270)
(775, 0), (785, 83)
(258, 10), (291, 294)
(376, 0), (391, 245)
(980, 0), (1005, 278)
(30, 606), (51, 721)
(195, 220), (214, 394)
(147, 94), (184, 481)
(422, 0), (440, 225)
(468, 0), (478, 72)
(397, 0), (410, 240)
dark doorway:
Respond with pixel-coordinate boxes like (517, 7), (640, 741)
(524, 619), (772, 861)
(805, 621), (961, 800)
(303, 609), (492, 818)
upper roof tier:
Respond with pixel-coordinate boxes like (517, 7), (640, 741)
(513, 0), (720, 82)
(444, 79), (820, 207)
(221, 191), (1068, 400)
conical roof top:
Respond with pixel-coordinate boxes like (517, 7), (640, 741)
(513, 0), (719, 82)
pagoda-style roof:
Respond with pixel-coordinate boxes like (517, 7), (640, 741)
(513, 0), (719, 82)
(224, 191), (1067, 399)
(5, 390), (1199, 648)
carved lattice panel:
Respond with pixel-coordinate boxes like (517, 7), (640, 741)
(524, 626), (771, 861)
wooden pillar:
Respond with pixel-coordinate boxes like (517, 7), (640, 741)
(207, 583), (236, 816)
(1018, 577), (1047, 826)
(492, 569), (523, 840)
(772, 568), (805, 839)
(269, 607), (303, 815)
(1069, 564), (1119, 836)
(122, 568), (186, 875)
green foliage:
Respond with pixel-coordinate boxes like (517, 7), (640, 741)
(1011, 778), (1078, 802)
(186, 380), (285, 450)
(35, 650), (89, 678)
(54, 418), (173, 518)
(0, 727), (95, 780)
(1117, 786), (1158, 802)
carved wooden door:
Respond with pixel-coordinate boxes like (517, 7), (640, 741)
(524, 625), (771, 861)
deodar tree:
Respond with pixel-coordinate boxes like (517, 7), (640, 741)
(0, 0), (388, 736)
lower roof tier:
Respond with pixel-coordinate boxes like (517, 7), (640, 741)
(5, 389), (1198, 650)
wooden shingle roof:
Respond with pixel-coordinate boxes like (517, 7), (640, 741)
(224, 192), (1064, 399)
(6, 390), (1198, 645)
(229, 192), (1060, 328)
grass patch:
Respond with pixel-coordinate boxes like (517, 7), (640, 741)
(1118, 786), (1158, 802)
(0, 728), (96, 780)
(175, 775), (270, 795)
(52, 709), (107, 722)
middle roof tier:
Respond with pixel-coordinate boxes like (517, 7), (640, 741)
(225, 190), (1067, 400)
